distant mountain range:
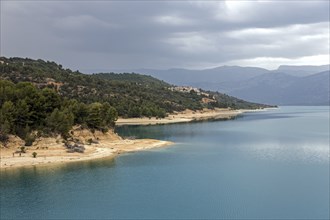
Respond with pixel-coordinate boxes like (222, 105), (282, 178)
(229, 71), (329, 106)
(276, 64), (330, 77)
(116, 65), (329, 106)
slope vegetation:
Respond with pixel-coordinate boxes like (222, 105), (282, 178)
(0, 57), (271, 117)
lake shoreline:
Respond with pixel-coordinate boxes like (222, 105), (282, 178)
(0, 107), (274, 170)
(116, 107), (273, 126)
(0, 129), (173, 170)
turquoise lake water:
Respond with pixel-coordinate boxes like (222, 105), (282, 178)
(1, 106), (329, 219)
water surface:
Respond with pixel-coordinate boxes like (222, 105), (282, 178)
(1, 106), (329, 219)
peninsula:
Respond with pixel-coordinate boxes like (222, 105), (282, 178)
(0, 57), (274, 170)
(1, 127), (172, 169)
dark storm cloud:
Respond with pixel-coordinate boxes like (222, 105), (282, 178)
(1, 1), (329, 70)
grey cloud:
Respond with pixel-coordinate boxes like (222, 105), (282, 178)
(1, 1), (329, 71)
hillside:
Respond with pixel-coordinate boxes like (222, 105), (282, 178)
(0, 57), (271, 118)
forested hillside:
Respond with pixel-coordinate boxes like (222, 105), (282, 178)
(0, 57), (270, 117)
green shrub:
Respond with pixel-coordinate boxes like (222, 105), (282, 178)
(20, 146), (26, 153)
(32, 152), (37, 158)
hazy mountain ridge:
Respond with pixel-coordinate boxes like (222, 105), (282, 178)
(133, 66), (269, 85)
(229, 71), (329, 105)
(126, 65), (329, 106)
(276, 64), (330, 77)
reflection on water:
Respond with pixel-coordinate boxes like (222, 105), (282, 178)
(1, 106), (329, 219)
(115, 115), (242, 140)
(1, 157), (116, 180)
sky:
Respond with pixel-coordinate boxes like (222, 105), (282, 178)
(1, 0), (329, 72)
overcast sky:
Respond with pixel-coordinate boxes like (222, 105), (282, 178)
(1, 1), (329, 72)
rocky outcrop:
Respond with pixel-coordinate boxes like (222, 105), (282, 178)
(1, 127), (122, 150)
(70, 126), (122, 144)
(0, 135), (25, 149)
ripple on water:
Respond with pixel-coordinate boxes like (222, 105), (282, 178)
(249, 142), (329, 164)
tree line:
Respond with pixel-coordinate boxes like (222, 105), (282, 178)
(0, 80), (117, 146)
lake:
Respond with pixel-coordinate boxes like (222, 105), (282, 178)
(1, 106), (329, 219)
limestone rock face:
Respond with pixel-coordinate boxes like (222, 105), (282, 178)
(70, 126), (122, 145)
(32, 136), (63, 149)
(1, 135), (25, 149)
(1, 127), (122, 150)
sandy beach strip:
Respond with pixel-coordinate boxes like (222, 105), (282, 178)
(0, 135), (173, 170)
(116, 108), (254, 126)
